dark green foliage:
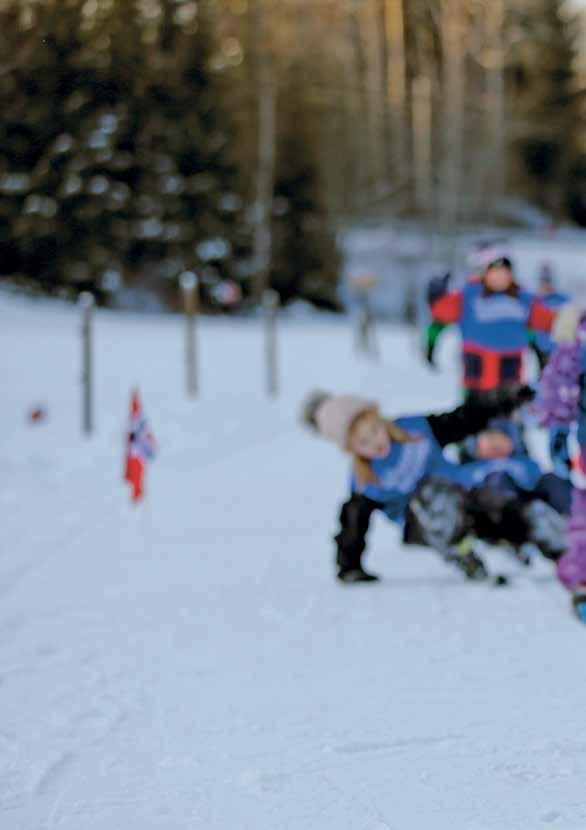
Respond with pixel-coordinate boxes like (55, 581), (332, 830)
(0, 0), (249, 305)
(567, 153), (586, 226)
(508, 0), (580, 218)
(271, 128), (341, 309)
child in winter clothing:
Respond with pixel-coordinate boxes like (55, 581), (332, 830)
(303, 386), (565, 584)
(460, 418), (572, 517)
(533, 265), (570, 362)
(427, 245), (560, 399)
(531, 267), (573, 478)
(538, 305), (586, 616)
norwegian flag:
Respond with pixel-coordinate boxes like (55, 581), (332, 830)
(124, 389), (156, 503)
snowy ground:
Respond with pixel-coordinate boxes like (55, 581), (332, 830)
(2, 292), (586, 830)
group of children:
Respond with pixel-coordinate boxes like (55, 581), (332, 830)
(303, 243), (586, 620)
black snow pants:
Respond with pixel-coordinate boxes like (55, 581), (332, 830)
(335, 475), (529, 574)
(335, 475), (566, 575)
(334, 385), (549, 576)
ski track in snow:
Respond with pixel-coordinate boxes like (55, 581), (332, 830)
(2, 291), (586, 829)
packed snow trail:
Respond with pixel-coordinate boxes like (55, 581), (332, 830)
(2, 293), (586, 830)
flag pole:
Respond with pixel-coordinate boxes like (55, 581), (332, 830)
(79, 292), (95, 436)
(180, 271), (199, 399)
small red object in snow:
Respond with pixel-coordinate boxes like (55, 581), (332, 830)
(28, 406), (48, 424)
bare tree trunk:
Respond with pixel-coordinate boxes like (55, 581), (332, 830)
(364, 0), (387, 193)
(377, 0), (393, 183)
(251, 0), (276, 301)
(348, 1), (373, 202)
(336, 3), (364, 213)
(384, 0), (409, 189)
(440, 0), (466, 228)
(484, 0), (506, 215)
(412, 74), (433, 213)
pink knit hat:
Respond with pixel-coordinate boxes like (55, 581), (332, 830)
(468, 242), (513, 273)
(305, 393), (377, 450)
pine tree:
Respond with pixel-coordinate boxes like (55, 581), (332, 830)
(0, 0), (99, 292)
(0, 0), (249, 304)
(270, 105), (340, 308)
(507, 0), (579, 217)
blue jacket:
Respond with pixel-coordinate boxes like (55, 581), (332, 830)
(351, 415), (540, 524)
(431, 281), (554, 390)
(460, 282), (541, 352)
(462, 418), (542, 493)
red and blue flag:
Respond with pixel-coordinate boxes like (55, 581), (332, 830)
(124, 390), (156, 503)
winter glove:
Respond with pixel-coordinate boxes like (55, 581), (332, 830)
(426, 342), (436, 369)
(474, 384), (536, 415)
(553, 303), (584, 344)
(426, 272), (451, 307)
(425, 321), (447, 369)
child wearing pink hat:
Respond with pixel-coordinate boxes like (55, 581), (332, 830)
(303, 386), (565, 583)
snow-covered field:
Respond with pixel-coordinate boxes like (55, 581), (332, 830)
(2, 291), (586, 830)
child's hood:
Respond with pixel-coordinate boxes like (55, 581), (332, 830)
(463, 417), (527, 460)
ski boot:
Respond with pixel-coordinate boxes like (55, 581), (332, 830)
(337, 568), (380, 584)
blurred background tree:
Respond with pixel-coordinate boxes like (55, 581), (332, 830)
(0, 0), (584, 308)
(0, 0), (247, 307)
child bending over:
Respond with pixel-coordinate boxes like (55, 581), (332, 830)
(303, 386), (566, 584)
